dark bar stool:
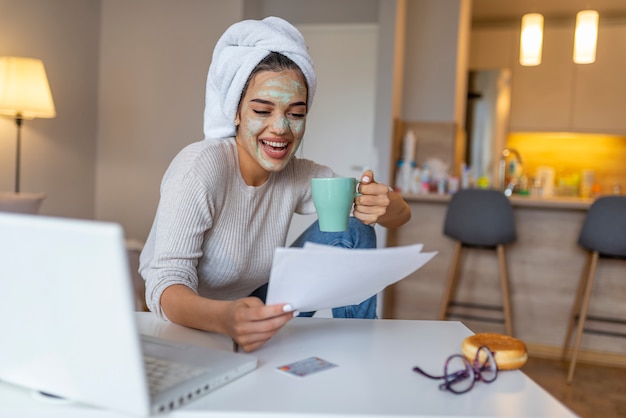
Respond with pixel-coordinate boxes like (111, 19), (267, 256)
(438, 188), (517, 336)
(562, 196), (626, 383)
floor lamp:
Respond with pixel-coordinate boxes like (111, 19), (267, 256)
(0, 56), (56, 193)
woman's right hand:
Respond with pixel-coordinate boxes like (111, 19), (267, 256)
(222, 297), (295, 352)
(160, 284), (295, 352)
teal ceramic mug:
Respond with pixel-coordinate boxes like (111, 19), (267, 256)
(311, 177), (361, 232)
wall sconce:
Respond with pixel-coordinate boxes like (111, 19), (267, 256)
(574, 10), (599, 64)
(520, 13), (544, 66)
(0, 56), (56, 193)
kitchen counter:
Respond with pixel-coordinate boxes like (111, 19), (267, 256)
(402, 192), (594, 210)
(385, 192), (626, 366)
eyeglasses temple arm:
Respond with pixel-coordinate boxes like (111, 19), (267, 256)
(412, 367), (446, 380)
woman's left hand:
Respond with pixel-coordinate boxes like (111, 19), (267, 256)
(353, 170), (411, 228)
(353, 170), (391, 225)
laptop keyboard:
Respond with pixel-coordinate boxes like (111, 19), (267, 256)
(144, 355), (210, 394)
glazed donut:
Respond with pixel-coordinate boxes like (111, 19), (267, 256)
(461, 333), (528, 370)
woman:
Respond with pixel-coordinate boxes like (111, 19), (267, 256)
(140, 17), (410, 352)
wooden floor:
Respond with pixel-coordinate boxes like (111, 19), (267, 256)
(522, 356), (626, 418)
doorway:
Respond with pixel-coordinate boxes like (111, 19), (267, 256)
(286, 23), (379, 245)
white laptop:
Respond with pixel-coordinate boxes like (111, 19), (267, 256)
(0, 213), (257, 416)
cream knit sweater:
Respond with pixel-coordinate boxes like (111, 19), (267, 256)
(139, 137), (333, 319)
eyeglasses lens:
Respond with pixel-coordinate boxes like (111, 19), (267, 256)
(444, 355), (474, 393)
(476, 346), (498, 383)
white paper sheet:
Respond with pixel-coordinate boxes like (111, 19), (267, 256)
(265, 243), (437, 312)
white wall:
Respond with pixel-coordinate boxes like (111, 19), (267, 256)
(95, 0), (243, 240)
(246, 0), (378, 24)
(0, 0), (100, 219)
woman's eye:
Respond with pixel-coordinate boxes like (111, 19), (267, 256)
(289, 113), (305, 119)
(252, 109), (271, 115)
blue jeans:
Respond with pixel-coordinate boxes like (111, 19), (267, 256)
(250, 217), (378, 318)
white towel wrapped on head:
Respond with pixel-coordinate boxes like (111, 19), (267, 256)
(204, 16), (316, 140)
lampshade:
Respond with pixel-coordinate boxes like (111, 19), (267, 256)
(0, 56), (56, 119)
(520, 13), (544, 66)
(574, 10), (599, 64)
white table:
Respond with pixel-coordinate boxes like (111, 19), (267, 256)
(0, 313), (577, 417)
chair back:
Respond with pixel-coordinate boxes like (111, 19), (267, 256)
(444, 188), (516, 247)
(578, 196), (626, 258)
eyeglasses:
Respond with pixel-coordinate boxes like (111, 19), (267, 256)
(412, 345), (498, 394)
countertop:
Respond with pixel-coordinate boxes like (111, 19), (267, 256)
(402, 192), (594, 210)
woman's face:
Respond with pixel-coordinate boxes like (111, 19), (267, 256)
(235, 69), (307, 185)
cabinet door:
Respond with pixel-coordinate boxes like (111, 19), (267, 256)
(509, 25), (575, 132)
(469, 26), (516, 69)
(573, 25), (626, 133)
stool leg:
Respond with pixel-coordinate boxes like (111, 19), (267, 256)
(562, 252), (593, 360)
(497, 244), (514, 336)
(438, 241), (463, 320)
(566, 251), (599, 384)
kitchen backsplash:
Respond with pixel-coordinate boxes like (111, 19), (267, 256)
(506, 132), (626, 196)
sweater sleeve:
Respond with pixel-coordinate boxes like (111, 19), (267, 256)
(140, 145), (216, 320)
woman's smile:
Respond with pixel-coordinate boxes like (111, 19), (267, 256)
(259, 138), (292, 159)
(235, 69), (308, 185)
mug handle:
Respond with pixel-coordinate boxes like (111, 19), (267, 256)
(354, 179), (362, 198)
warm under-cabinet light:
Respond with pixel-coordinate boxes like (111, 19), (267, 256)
(574, 10), (599, 64)
(520, 13), (544, 66)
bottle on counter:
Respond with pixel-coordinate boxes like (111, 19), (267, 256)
(447, 175), (459, 194)
(410, 165), (422, 194)
(517, 175), (529, 195)
(420, 165), (431, 194)
(460, 163), (472, 189)
(394, 160), (406, 192)
(394, 159), (415, 194)
(437, 178), (446, 195)
(613, 183), (622, 195)
(580, 169), (594, 198)
(406, 161), (416, 193)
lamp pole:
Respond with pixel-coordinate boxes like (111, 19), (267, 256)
(15, 115), (23, 194)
